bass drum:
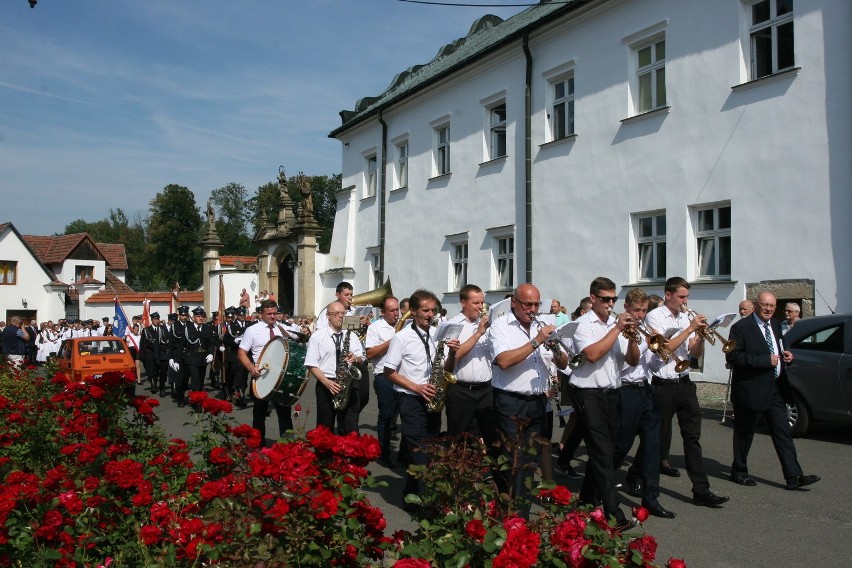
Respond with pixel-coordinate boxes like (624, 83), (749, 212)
(271, 340), (308, 407)
(252, 336), (290, 400)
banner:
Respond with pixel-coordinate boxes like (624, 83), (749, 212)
(113, 297), (130, 339)
(142, 298), (151, 328)
(218, 274), (227, 338)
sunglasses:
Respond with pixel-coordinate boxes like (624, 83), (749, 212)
(595, 295), (618, 303)
(512, 297), (542, 310)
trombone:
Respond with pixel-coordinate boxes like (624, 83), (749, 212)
(680, 306), (736, 353)
(637, 322), (691, 373)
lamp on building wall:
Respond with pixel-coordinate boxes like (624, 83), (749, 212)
(286, 257), (302, 271)
(21, 298), (28, 308)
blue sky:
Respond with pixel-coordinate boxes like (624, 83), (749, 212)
(1, 0), (523, 235)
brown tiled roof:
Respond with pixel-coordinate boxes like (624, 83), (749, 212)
(105, 270), (134, 294)
(220, 255), (258, 267)
(85, 290), (204, 305)
(96, 243), (128, 270)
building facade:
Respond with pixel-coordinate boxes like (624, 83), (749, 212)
(326, 0), (851, 383)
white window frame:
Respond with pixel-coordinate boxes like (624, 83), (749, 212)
(396, 141), (408, 189)
(542, 61), (576, 143)
(364, 154), (378, 198)
(369, 250), (382, 289)
(624, 22), (668, 116)
(0, 260), (17, 285)
(430, 116), (451, 177)
(747, 0), (795, 80)
(488, 103), (507, 160)
(633, 211), (666, 282)
(487, 228), (515, 291)
(693, 204), (732, 280)
(452, 242), (468, 291)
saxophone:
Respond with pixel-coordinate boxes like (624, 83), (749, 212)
(332, 330), (362, 410)
(425, 325), (458, 413)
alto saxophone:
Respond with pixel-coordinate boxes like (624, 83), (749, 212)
(425, 320), (458, 413)
(332, 330), (362, 410)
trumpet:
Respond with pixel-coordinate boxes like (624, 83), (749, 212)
(534, 317), (584, 369)
(637, 321), (691, 373)
(607, 308), (643, 344)
(680, 306), (736, 353)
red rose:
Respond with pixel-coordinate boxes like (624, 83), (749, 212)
(465, 519), (487, 542)
(188, 391), (209, 404)
(201, 397), (233, 415)
(629, 535), (658, 563)
(541, 485), (573, 505)
(58, 491), (84, 515)
(209, 447), (234, 466)
(632, 505), (649, 523)
(588, 507), (608, 528)
(139, 524), (162, 546)
(667, 559), (687, 568)
(394, 559), (432, 568)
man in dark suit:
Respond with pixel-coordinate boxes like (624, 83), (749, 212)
(726, 290), (819, 490)
(176, 307), (218, 404)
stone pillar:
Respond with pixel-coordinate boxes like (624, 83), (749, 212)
(199, 202), (224, 314)
(296, 229), (321, 317)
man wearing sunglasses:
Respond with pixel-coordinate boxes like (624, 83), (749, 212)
(646, 276), (729, 508)
(490, 283), (569, 514)
(569, 277), (640, 530)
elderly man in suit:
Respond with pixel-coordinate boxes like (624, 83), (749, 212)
(725, 290), (819, 490)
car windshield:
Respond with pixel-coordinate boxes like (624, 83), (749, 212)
(78, 340), (126, 355)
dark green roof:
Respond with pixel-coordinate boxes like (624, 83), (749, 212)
(329, 0), (590, 138)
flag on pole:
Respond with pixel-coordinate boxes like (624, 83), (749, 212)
(218, 274), (227, 338)
(113, 297), (130, 339)
(142, 298), (151, 328)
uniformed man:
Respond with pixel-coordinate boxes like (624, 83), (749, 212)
(139, 313), (163, 393)
(221, 307), (249, 408)
(175, 307), (218, 406)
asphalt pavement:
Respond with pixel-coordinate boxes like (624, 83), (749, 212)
(150, 377), (852, 568)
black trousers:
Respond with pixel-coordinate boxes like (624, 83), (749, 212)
(573, 387), (625, 523)
(225, 358), (248, 395)
(652, 378), (710, 495)
(614, 383), (662, 506)
(732, 389), (802, 481)
(315, 379), (360, 435)
(398, 393), (442, 498)
(251, 391), (292, 446)
(141, 355), (160, 388)
(445, 382), (500, 450)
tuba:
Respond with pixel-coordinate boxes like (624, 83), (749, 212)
(332, 330), (362, 410)
(425, 318), (457, 413)
(347, 278), (394, 341)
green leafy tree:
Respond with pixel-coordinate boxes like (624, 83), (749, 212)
(210, 182), (253, 255)
(247, 181), (279, 237)
(147, 184), (203, 289)
(306, 173), (341, 253)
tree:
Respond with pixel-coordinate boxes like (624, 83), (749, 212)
(210, 182), (253, 255)
(247, 181), (279, 237)
(307, 173), (341, 253)
(147, 184), (203, 290)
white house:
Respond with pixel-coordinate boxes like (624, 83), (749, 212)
(324, 0), (851, 383)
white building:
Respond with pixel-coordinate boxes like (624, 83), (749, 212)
(325, 0), (851, 382)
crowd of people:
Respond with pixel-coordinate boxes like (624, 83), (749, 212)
(1, 280), (818, 527)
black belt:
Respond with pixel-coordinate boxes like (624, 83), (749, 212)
(493, 388), (546, 401)
(620, 381), (648, 389)
(456, 381), (491, 390)
(572, 385), (619, 394)
(190, 347), (208, 353)
(651, 375), (690, 386)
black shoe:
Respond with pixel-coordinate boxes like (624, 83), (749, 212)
(554, 463), (582, 479)
(660, 464), (681, 477)
(376, 456), (396, 469)
(642, 501), (676, 519)
(730, 473), (757, 486)
(785, 474), (820, 490)
(159, 389), (166, 397)
(623, 478), (644, 498)
(693, 491), (730, 507)
(613, 516), (638, 533)
(234, 397), (247, 409)
(177, 400), (186, 408)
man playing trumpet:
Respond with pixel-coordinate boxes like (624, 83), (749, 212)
(645, 276), (729, 508)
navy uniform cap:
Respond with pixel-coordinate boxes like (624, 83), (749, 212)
(236, 306), (247, 316)
(168, 313), (178, 322)
(191, 306), (206, 316)
(177, 306), (189, 315)
(150, 312), (161, 320)
(225, 307), (236, 316)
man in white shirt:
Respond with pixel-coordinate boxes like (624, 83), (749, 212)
(445, 285), (499, 454)
(490, 283), (568, 510)
(645, 276), (729, 508)
(238, 299), (294, 445)
(365, 296), (400, 467)
(314, 281), (370, 332)
(384, 289), (458, 503)
(569, 277), (639, 529)
(612, 288), (675, 519)
(305, 301), (365, 435)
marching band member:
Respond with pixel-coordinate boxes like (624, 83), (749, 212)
(221, 306), (250, 408)
(445, 285), (499, 455)
(490, 283), (567, 512)
(384, 289), (457, 504)
(613, 288), (676, 519)
(365, 296), (400, 467)
(305, 301), (365, 435)
(139, 313), (163, 395)
(645, 276), (729, 508)
(238, 299), (292, 445)
(569, 277), (639, 529)
(177, 307), (218, 405)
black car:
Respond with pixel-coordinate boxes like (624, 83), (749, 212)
(783, 314), (852, 436)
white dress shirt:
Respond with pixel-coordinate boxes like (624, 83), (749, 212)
(489, 311), (553, 395)
(569, 310), (628, 389)
(239, 321), (283, 362)
(448, 312), (492, 384)
(620, 342), (652, 385)
(364, 318), (395, 372)
(313, 305), (356, 332)
(384, 322), (438, 396)
(645, 305), (693, 379)
(304, 328), (364, 380)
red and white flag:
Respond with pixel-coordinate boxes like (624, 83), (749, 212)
(142, 298), (151, 328)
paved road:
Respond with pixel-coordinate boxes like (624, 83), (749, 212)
(150, 378), (852, 568)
